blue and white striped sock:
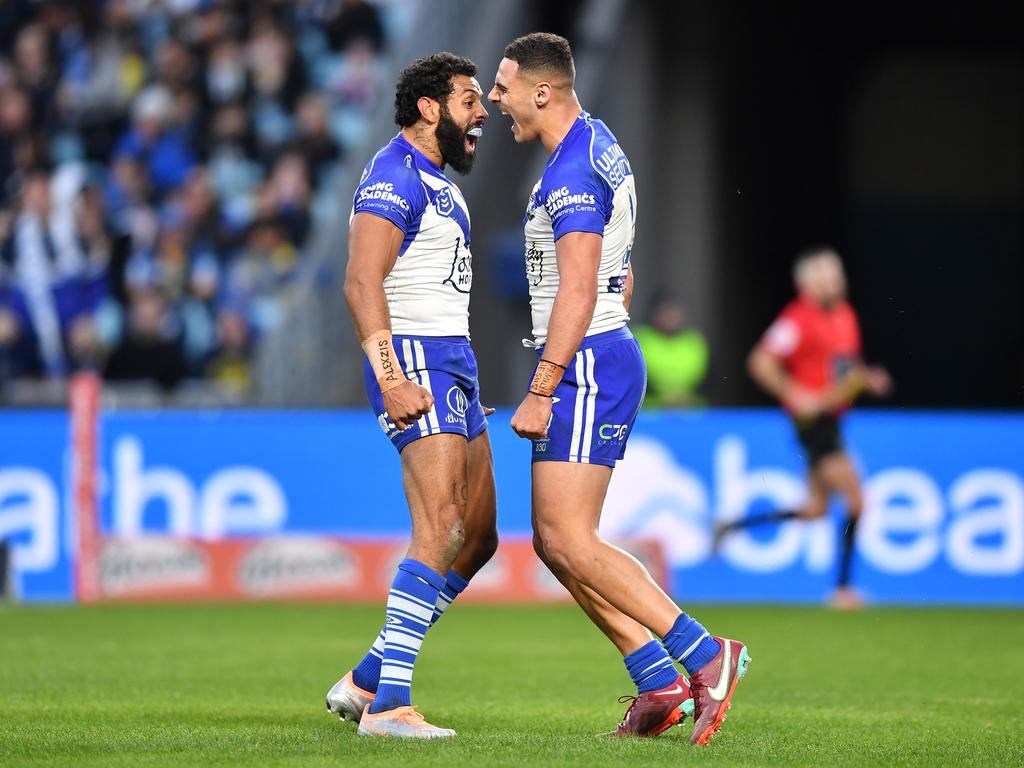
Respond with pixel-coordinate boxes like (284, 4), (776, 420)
(351, 569), (469, 693)
(367, 558), (445, 713)
(431, 569), (469, 625)
(661, 612), (722, 676)
(624, 640), (679, 693)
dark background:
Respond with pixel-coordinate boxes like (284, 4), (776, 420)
(485, 1), (1023, 409)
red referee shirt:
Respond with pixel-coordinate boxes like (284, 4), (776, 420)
(761, 295), (862, 412)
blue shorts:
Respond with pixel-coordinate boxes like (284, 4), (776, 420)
(364, 335), (488, 453)
(532, 326), (646, 467)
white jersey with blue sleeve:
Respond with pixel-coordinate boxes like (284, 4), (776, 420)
(351, 133), (473, 337)
(523, 112), (636, 345)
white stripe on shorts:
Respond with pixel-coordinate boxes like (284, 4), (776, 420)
(580, 348), (598, 463)
(413, 340), (440, 433)
(402, 338), (430, 435)
(569, 351), (587, 462)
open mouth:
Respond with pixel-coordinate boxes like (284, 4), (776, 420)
(500, 109), (518, 134)
(465, 125), (483, 154)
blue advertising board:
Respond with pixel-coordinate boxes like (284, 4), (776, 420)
(1, 408), (1021, 604)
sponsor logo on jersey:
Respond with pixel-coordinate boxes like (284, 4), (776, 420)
(444, 237), (471, 294)
(357, 181), (411, 211)
(595, 142), (632, 188)
(545, 185), (597, 212)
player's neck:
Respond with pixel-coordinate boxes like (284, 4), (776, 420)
(402, 125), (443, 169)
(539, 98), (584, 154)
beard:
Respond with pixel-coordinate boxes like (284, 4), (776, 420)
(436, 106), (475, 175)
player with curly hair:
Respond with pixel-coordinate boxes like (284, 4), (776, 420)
(323, 52), (493, 739)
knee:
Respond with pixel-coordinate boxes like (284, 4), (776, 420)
(415, 507), (466, 555)
(533, 524), (587, 574)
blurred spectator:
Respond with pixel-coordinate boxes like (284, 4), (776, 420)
(205, 303), (253, 395)
(635, 297), (709, 408)
(1, 168), (109, 379)
(325, 0), (385, 53)
(0, 0), (398, 397)
(114, 85), (196, 197)
(104, 284), (185, 391)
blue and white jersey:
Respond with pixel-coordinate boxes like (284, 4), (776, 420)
(523, 112), (636, 345)
(351, 133), (473, 337)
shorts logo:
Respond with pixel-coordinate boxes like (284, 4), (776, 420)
(599, 424), (629, 440)
(446, 386), (468, 418)
(434, 187), (455, 216)
(378, 412), (397, 434)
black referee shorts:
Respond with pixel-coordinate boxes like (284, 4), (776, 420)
(793, 413), (845, 468)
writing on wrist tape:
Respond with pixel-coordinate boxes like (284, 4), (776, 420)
(361, 330), (406, 394)
(529, 358), (566, 398)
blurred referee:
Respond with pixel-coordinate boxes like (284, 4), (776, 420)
(717, 246), (891, 608)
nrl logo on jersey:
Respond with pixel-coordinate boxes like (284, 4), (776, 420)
(434, 187), (456, 216)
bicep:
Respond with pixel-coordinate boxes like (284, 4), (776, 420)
(554, 231), (603, 292)
(346, 212), (404, 283)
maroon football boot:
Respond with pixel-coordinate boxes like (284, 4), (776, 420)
(688, 636), (751, 745)
(609, 673), (693, 737)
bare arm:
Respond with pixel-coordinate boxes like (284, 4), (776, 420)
(747, 344), (793, 403)
(540, 231), (602, 367)
(748, 345), (889, 415)
(511, 232), (602, 440)
(344, 212), (433, 430)
(343, 213), (402, 339)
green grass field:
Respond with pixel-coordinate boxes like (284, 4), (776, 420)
(1, 603), (1022, 767)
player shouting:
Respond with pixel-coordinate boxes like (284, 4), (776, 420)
(717, 246), (891, 608)
(489, 33), (749, 744)
(325, 52), (495, 739)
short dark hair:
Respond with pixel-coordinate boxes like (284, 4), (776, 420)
(394, 52), (476, 128)
(503, 32), (575, 84)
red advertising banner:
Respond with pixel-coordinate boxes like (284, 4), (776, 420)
(68, 369), (669, 604)
(80, 535), (668, 604)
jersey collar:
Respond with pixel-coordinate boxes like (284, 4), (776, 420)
(394, 132), (448, 179)
(547, 111), (591, 168)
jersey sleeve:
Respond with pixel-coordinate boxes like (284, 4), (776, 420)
(352, 158), (427, 234)
(762, 310), (802, 360)
(542, 161), (613, 242)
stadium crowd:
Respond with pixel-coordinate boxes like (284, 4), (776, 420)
(0, 0), (399, 398)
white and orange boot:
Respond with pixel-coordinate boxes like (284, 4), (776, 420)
(357, 704), (456, 739)
(325, 672), (375, 723)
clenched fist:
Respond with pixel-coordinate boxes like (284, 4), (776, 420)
(384, 380), (434, 430)
(511, 393), (553, 440)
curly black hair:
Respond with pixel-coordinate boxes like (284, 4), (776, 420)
(503, 32), (574, 83)
(394, 52), (477, 128)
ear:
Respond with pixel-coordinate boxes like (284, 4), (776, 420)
(534, 82), (552, 108)
(417, 96), (440, 124)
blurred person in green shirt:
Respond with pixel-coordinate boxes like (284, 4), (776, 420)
(635, 297), (708, 407)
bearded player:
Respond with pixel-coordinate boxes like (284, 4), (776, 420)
(489, 33), (749, 745)
(716, 246), (891, 608)
(324, 52), (495, 739)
